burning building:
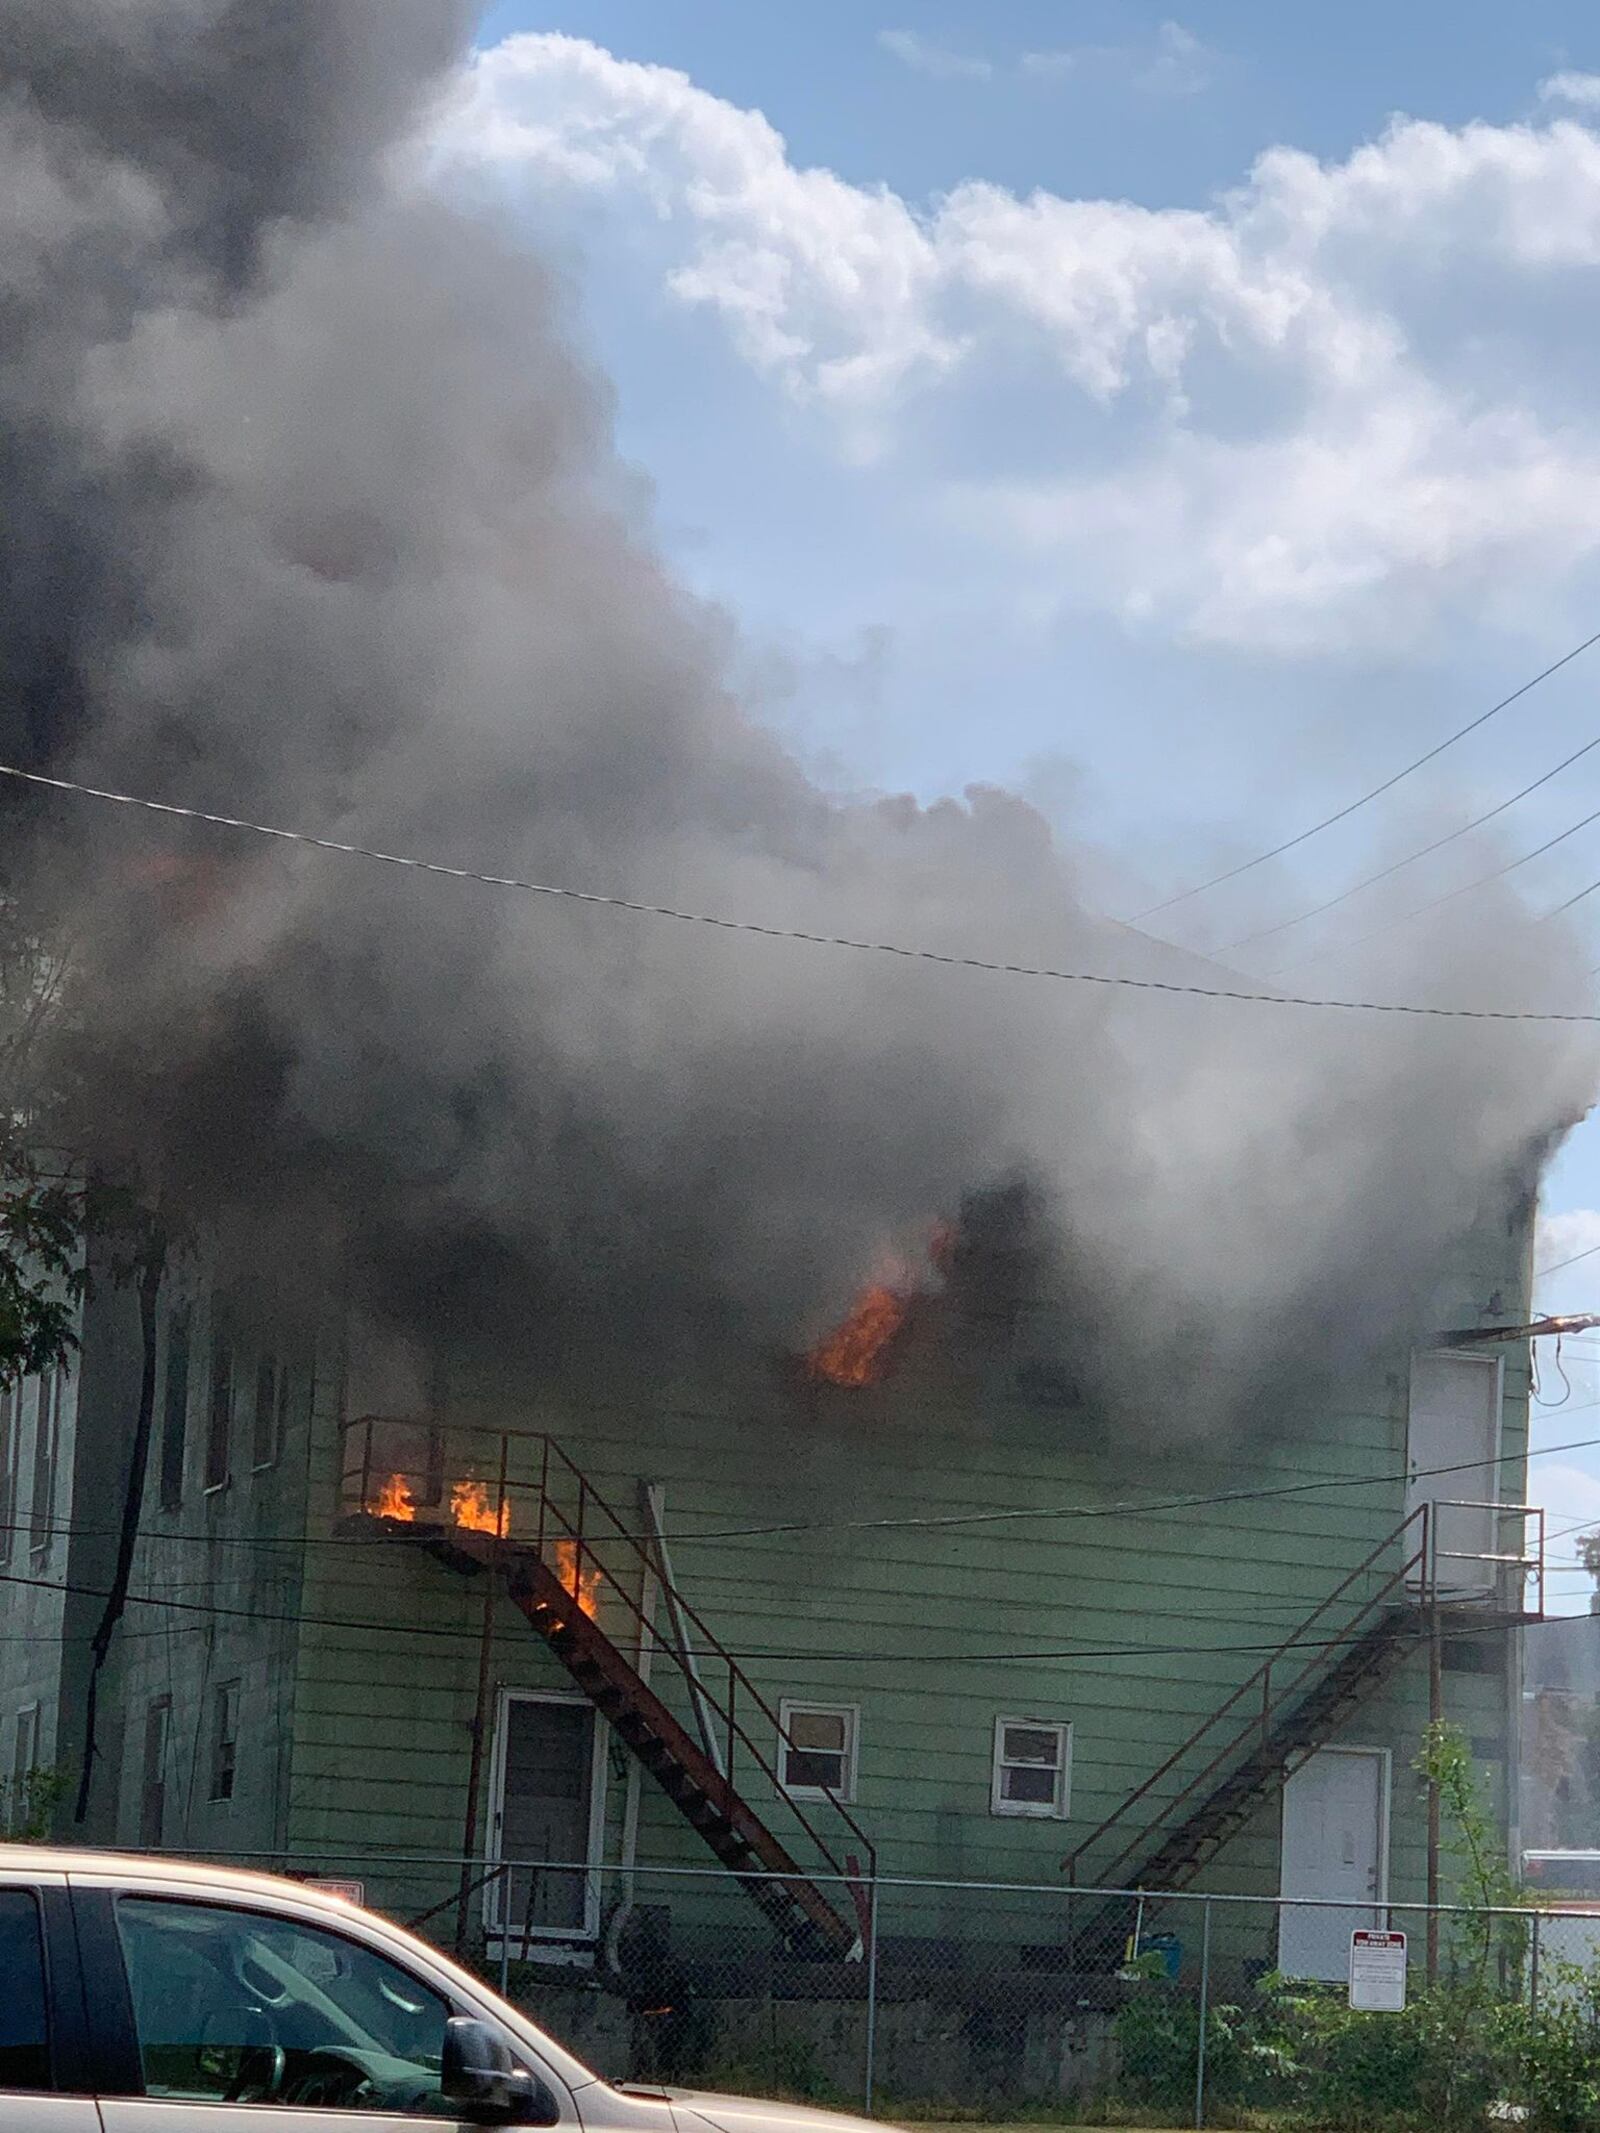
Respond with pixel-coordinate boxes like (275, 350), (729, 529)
(0, 0), (1581, 2095)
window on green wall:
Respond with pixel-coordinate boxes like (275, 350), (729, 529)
(777, 1701), (858, 1802)
(209, 1681), (240, 1803)
(9, 1706), (39, 1836)
(27, 1372), (61, 1561)
(0, 1385), (18, 1567)
(251, 1356), (287, 1472)
(991, 1716), (1071, 1819)
(159, 1309), (191, 1512)
(140, 1697), (171, 1848)
(205, 1327), (233, 1492)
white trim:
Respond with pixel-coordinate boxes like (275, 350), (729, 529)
(777, 1698), (860, 1805)
(1277, 1743), (1392, 1977)
(990, 1714), (1072, 1820)
(486, 1688), (607, 1948)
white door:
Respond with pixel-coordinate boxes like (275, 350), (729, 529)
(1406, 1351), (1501, 1596)
(489, 1692), (604, 1946)
(1279, 1748), (1387, 1980)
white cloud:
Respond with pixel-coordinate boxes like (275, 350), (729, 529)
(877, 28), (992, 82)
(440, 34), (1600, 650)
(1539, 70), (1600, 110)
(1137, 21), (1213, 97)
(1021, 22), (1212, 94)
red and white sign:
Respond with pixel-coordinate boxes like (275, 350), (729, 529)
(1349, 1929), (1407, 2012)
(303, 1878), (366, 1907)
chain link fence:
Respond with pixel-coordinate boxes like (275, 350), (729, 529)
(133, 1848), (1600, 2129)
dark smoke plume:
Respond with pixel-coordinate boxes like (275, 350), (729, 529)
(1, 0), (1594, 1429)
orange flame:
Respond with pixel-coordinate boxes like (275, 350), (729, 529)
(450, 1478), (511, 1538)
(370, 1473), (417, 1522)
(553, 1538), (602, 1618)
(808, 1222), (954, 1388)
(809, 1282), (911, 1387)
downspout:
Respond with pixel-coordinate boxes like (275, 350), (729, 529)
(643, 1483), (723, 1775)
(74, 1212), (166, 1824)
(603, 1480), (662, 1980)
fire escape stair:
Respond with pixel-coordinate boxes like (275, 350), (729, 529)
(1070, 1605), (1425, 1966)
(377, 1518), (860, 1960)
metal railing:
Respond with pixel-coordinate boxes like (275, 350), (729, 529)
(338, 1416), (878, 1908)
(1065, 1500), (1545, 1891)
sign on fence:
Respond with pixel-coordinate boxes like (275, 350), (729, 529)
(303, 1878), (366, 1907)
(1349, 1928), (1407, 2012)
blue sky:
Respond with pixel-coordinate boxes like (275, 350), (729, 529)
(453, 4), (1600, 1601)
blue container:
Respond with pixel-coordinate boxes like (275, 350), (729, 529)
(1134, 1931), (1183, 1981)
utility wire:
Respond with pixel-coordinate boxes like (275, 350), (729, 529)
(1129, 624), (1600, 921)
(1537, 1241), (1600, 1280)
(2, 1422), (1582, 1557)
(658, 1428), (1584, 1544)
(1547, 865), (1600, 918)
(1265, 796), (1600, 978)
(1224, 729), (1600, 955)
(2, 759), (1598, 1026)
(0, 1562), (1539, 1668)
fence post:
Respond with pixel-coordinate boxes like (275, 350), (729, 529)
(1193, 1897), (1212, 2133)
(863, 1876), (880, 2117)
(1529, 1911), (1541, 2020)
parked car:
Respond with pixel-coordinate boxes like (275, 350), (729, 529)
(0, 1848), (874, 2129)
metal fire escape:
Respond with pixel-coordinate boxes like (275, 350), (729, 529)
(339, 1421), (873, 1960)
(1063, 1499), (1545, 1963)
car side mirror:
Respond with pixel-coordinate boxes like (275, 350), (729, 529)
(442, 2016), (554, 2125)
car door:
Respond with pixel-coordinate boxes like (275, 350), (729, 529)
(0, 1867), (99, 2129)
(75, 1880), (569, 2131)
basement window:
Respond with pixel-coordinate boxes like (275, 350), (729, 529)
(778, 1701), (858, 1803)
(991, 1716), (1071, 1819)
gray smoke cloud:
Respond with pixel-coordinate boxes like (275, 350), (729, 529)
(2, 0), (1595, 1428)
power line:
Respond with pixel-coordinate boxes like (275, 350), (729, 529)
(606, 1429), (1595, 1546)
(1224, 730), (1600, 955)
(1129, 625), (1600, 921)
(1537, 1241), (1600, 1280)
(3, 759), (1598, 1026)
(0, 1562), (1535, 1669)
(1265, 795), (1600, 978)
(1547, 864), (1600, 918)
(0, 1423), (1584, 1559)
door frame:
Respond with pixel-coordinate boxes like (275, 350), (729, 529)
(485, 1686), (608, 1947)
(1278, 1744), (1393, 1976)
(1406, 1348), (1505, 1595)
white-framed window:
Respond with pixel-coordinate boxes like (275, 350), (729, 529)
(777, 1700), (859, 1802)
(28, 1372), (61, 1561)
(0, 1384), (19, 1567)
(991, 1716), (1072, 1819)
